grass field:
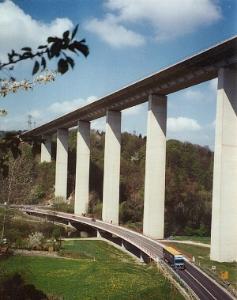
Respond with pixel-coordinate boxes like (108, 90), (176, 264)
(172, 236), (211, 244)
(166, 242), (237, 293)
(0, 240), (184, 300)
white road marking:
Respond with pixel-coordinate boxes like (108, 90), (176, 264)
(185, 270), (218, 300)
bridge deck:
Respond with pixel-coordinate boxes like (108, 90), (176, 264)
(22, 36), (237, 137)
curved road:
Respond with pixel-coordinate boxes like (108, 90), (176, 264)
(20, 207), (235, 300)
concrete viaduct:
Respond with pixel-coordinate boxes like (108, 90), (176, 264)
(22, 36), (237, 263)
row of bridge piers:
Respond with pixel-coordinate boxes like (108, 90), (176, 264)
(40, 67), (237, 262)
(41, 94), (167, 236)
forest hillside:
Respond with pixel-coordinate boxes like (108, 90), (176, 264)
(0, 130), (213, 236)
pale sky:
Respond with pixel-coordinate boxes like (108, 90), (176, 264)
(0, 0), (236, 148)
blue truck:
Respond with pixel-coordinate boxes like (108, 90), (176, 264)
(163, 246), (185, 270)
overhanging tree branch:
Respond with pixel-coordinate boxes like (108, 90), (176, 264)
(0, 24), (89, 77)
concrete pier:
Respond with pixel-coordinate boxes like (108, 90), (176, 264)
(210, 68), (237, 262)
(55, 128), (68, 200)
(75, 121), (90, 215)
(40, 135), (51, 163)
(143, 94), (167, 239)
(102, 110), (121, 225)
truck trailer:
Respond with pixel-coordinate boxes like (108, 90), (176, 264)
(163, 246), (185, 270)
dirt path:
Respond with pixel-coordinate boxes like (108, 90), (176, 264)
(160, 240), (210, 248)
(13, 249), (81, 260)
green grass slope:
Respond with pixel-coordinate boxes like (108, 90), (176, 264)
(1, 240), (184, 300)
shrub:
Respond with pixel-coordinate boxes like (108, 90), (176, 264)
(183, 224), (208, 237)
(29, 185), (46, 204)
(52, 227), (61, 240)
(92, 202), (102, 219)
(54, 196), (65, 204)
(28, 232), (44, 250)
(14, 238), (28, 249)
(52, 202), (74, 213)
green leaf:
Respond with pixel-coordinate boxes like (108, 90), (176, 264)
(8, 53), (13, 63)
(58, 58), (68, 74)
(66, 56), (74, 69)
(71, 24), (78, 40)
(73, 41), (89, 57)
(38, 45), (48, 49)
(47, 37), (59, 43)
(63, 30), (70, 39)
(62, 37), (70, 49)
(41, 57), (46, 70)
(50, 40), (62, 58)
(32, 61), (40, 75)
(22, 47), (32, 52)
(46, 49), (51, 59)
(22, 52), (32, 59)
(68, 44), (77, 53)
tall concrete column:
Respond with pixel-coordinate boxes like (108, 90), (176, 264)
(102, 110), (121, 225)
(143, 94), (167, 239)
(40, 135), (52, 163)
(210, 67), (237, 262)
(75, 121), (90, 215)
(55, 128), (68, 200)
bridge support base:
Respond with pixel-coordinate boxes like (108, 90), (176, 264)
(97, 230), (102, 238)
(211, 67), (237, 262)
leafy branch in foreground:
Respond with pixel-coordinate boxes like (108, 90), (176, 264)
(0, 24), (89, 77)
(0, 24), (89, 114)
(0, 70), (56, 97)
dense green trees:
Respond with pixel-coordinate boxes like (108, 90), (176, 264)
(0, 143), (34, 205)
(0, 130), (213, 236)
(66, 130), (213, 236)
(165, 140), (213, 235)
